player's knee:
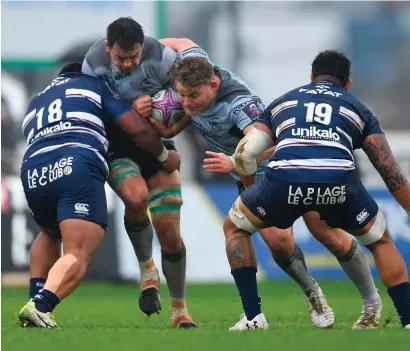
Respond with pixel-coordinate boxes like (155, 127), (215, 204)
(312, 228), (349, 257)
(223, 214), (240, 239)
(147, 186), (182, 222)
(260, 227), (293, 254)
(121, 184), (149, 213)
(355, 210), (386, 247)
(60, 220), (104, 260)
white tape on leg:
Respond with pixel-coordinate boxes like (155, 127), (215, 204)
(356, 210), (386, 246)
(228, 198), (260, 234)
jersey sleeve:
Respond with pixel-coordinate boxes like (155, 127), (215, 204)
(229, 97), (265, 130)
(362, 108), (384, 138)
(257, 102), (275, 132)
(100, 82), (132, 122)
(81, 58), (97, 77)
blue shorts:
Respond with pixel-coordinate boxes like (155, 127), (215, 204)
(241, 176), (378, 230)
(21, 149), (107, 230)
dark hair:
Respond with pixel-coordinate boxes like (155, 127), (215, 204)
(173, 57), (214, 87)
(106, 17), (144, 51)
(58, 62), (82, 75)
(311, 50), (351, 86)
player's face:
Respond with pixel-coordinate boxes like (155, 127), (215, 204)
(106, 42), (143, 74)
(175, 80), (218, 116)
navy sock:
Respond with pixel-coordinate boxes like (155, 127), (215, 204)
(29, 278), (46, 299)
(388, 282), (410, 327)
(33, 289), (60, 313)
(231, 267), (261, 320)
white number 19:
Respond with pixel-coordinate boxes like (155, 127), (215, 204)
(304, 102), (332, 125)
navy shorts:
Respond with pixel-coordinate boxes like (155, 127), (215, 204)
(107, 127), (177, 181)
(241, 176), (379, 230)
(21, 149), (107, 230)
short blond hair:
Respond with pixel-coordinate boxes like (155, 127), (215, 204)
(173, 57), (214, 87)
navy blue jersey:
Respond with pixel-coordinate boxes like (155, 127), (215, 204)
(21, 73), (132, 173)
(259, 81), (383, 183)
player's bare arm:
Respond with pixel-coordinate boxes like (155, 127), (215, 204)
(258, 146), (276, 163)
(148, 113), (193, 138)
(362, 133), (410, 213)
(116, 110), (180, 172)
(159, 38), (199, 53)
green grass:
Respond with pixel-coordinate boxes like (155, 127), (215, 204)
(2, 281), (408, 351)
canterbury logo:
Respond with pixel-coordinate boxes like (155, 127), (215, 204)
(257, 206), (266, 216)
(74, 203), (89, 214)
(356, 209), (369, 223)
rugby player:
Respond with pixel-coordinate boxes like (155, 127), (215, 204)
(147, 56), (382, 330)
(82, 17), (206, 327)
(224, 50), (410, 329)
(18, 63), (179, 328)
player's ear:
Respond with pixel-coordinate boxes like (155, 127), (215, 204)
(310, 72), (314, 82)
(210, 79), (219, 92)
(344, 79), (352, 91)
(104, 40), (111, 53)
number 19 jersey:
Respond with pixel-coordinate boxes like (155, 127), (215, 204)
(258, 81), (384, 183)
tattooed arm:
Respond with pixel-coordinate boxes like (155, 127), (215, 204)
(362, 133), (410, 214)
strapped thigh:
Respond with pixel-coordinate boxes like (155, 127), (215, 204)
(147, 185), (182, 222)
(108, 158), (141, 192)
(355, 210), (386, 245)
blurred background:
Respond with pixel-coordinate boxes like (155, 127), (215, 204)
(2, 1), (410, 285)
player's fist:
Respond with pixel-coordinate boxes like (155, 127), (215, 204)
(132, 95), (152, 119)
(203, 151), (233, 173)
(161, 150), (181, 173)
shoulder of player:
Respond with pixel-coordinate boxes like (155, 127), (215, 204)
(266, 89), (295, 110)
(84, 37), (111, 71)
(141, 36), (165, 62)
(333, 88), (374, 119)
(67, 74), (109, 97)
(227, 95), (256, 111)
(226, 95), (264, 124)
(84, 38), (109, 61)
(215, 70), (253, 104)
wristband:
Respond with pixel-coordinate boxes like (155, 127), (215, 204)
(230, 155), (237, 171)
(156, 146), (169, 162)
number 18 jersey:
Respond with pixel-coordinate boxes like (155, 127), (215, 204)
(258, 81), (383, 183)
(21, 73), (131, 173)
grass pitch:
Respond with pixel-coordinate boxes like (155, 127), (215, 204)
(2, 281), (408, 351)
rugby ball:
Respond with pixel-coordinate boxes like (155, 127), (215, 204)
(151, 88), (184, 127)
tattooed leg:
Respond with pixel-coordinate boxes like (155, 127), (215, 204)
(226, 234), (257, 269)
(224, 217), (262, 321)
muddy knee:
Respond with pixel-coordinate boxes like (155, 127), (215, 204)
(260, 226), (294, 257)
